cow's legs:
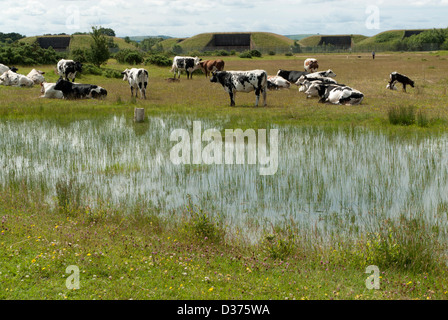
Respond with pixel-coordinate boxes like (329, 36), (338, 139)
(143, 82), (147, 99)
(262, 88), (267, 106)
(229, 92), (235, 106)
(255, 89), (260, 107)
(130, 86), (134, 97)
(403, 83), (407, 92)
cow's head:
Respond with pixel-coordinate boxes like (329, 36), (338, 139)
(210, 71), (221, 83)
(324, 69), (336, 77)
(121, 69), (130, 81)
(386, 83), (397, 90)
(193, 57), (202, 70)
(295, 75), (306, 86)
(54, 77), (71, 91)
(75, 61), (83, 73)
(0, 71), (11, 86)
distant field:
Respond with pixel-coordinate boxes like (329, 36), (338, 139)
(1, 52), (448, 126)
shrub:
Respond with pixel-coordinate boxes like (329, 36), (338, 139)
(144, 54), (172, 66)
(184, 196), (226, 243)
(249, 49), (262, 57)
(214, 49), (230, 56)
(82, 64), (103, 76)
(115, 49), (144, 64)
(71, 48), (88, 63)
(285, 52), (293, 56)
(124, 52), (143, 65)
(239, 51), (252, 59)
(103, 68), (123, 79)
(261, 222), (296, 260)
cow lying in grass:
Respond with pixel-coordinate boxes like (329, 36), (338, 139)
(305, 82), (364, 105)
(40, 82), (64, 99)
(0, 70), (34, 87)
(54, 78), (107, 100)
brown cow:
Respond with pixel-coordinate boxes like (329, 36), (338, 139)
(199, 59), (225, 78)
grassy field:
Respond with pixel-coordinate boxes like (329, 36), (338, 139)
(1, 52), (448, 300)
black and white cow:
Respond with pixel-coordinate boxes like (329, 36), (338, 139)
(210, 70), (268, 107)
(122, 68), (149, 99)
(305, 82), (364, 105)
(57, 59), (83, 82)
(170, 56), (202, 79)
(386, 71), (415, 92)
(276, 69), (309, 84)
(54, 78), (107, 100)
(40, 82), (64, 99)
(299, 80), (344, 98)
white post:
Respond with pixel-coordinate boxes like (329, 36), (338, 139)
(134, 108), (145, 123)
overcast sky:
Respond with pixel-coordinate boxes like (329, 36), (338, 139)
(0, 0), (447, 38)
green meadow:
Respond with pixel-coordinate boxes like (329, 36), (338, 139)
(0, 52), (448, 300)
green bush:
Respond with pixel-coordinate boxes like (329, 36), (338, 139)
(249, 49), (262, 57)
(115, 49), (144, 64)
(103, 68), (123, 79)
(71, 48), (88, 63)
(144, 54), (172, 66)
(124, 52), (143, 65)
(82, 64), (103, 76)
(0, 42), (63, 65)
(239, 51), (252, 59)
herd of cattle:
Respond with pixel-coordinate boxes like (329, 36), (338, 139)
(0, 56), (416, 107)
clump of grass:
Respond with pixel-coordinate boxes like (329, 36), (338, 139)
(55, 177), (83, 214)
(183, 195), (226, 243)
(417, 109), (430, 127)
(387, 105), (415, 126)
(353, 214), (445, 272)
(260, 219), (297, 260)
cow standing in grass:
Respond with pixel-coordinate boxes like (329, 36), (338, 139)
(386, 72), (415, 92)
(170, 56), (202, 79)
(210, 70), (267, 107)
(122, 68), (149, 99)
(304, 58), (319, 73)
(57, 59), (83, 82)
(198, 59), (225, 78)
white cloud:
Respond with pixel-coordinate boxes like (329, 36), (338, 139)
(0, 0), (447, 37)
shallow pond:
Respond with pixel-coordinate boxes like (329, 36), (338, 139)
(1, 115), (448, 236)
